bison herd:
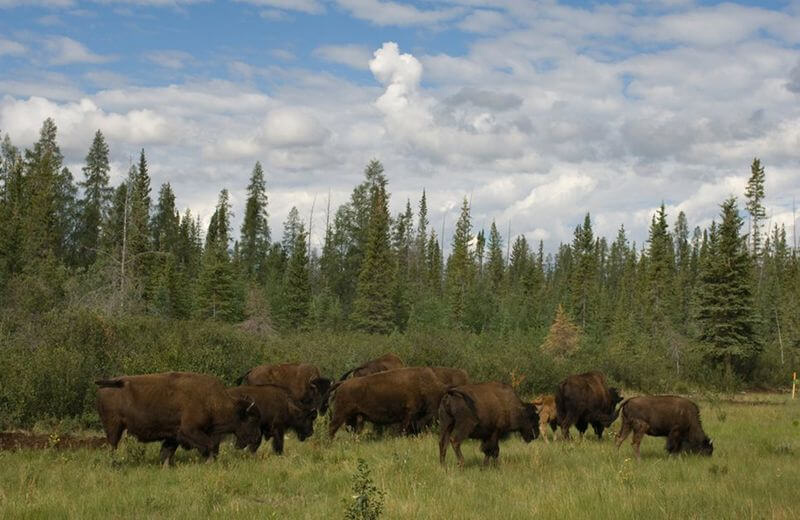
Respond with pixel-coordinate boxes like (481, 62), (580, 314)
(94, 353), (713, 467)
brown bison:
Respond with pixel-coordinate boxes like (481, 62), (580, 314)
(328, 367), (446, 438)
(555, 371), (622, 440)
(95, 372), (261, 466)
(228, 384), (317, 455)
(338, 353), (404, 380)
(438, 382), (540, 467)
(430, 366), (470, 387)
(238, 362), (332, 413)
(616, 395), (713, 459)
(532, 394), (558, 442)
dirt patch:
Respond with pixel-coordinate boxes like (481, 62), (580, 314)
(0, 431), (107, 451)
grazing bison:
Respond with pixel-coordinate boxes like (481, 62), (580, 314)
(95, 372), (261, 466)
(430, 366), (470, 387)
(616, 395), (713, 459)
(438, 382), (540, 467)
(339, 353), (404, 380)
(238, 363), (332, 413)
(555, 371), (622, 440)
(532, 394), (558, 442)
(328, 367), (446, 438)
(228, 384), (317, 455)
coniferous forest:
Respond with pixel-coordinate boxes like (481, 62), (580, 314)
(1, 119), (798, 427)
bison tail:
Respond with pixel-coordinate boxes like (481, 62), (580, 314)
(94, 379), (124, 388)
(446, 389), (477, 416)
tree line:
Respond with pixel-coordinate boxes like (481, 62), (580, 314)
(1, 119), (798, 386)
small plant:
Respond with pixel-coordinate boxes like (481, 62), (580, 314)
(509, 370), (526, 391)
(344, 458), (385, 520)
(47, 432), (61, 449)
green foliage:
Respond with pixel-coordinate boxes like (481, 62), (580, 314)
(344, 458), (385, 520)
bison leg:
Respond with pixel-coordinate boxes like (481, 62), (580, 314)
(100, 416), (125, 450)
(592, 422), (605, 440)
(480, 433), (500, 466)
(665, 427), (683, 455)
(271, 427), (285, 455)
(328, 412), (347, 439)
(450, 437), (466, 468)
(439, 416), (455, 465)
(559, 411), (578, 440)
(160, 439), (179, 468)
(176, 426), (216, 460)
(630, 420), (648, 460)
(615, 419), (632, 450)
(576, 417), (589, 440)
(539, 418), (550, 443)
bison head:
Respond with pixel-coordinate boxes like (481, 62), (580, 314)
(233, 396), (262, 452)
(295, 407), (318, 441)
(520, 403), (541, 443)
(693, 436), (713, 456)
(309, 377), (333, 414)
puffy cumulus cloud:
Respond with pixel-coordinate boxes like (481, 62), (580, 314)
(44, 36), (114, 65)
(336, 0), (463, 27)
(0, 96), (172, 151)
(369, 42), (423, 115)
(313, 44), (371, 70)
(262, 107), (329, 148)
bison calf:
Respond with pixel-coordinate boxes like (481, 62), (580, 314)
(532, 394), (558, 442)
(616, 395), (713, 459)
(228, 384), (317, 455)
(95, 372), (262, 466)
(439, 382), (540, 467)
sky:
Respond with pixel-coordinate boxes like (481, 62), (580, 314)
(1, 0), (799, 252)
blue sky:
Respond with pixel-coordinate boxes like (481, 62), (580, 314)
(1, 0), (799, 250)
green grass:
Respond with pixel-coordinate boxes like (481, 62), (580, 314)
(1, 395), (799, 519)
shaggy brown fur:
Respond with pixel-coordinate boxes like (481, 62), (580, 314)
(616, 395), (713, 459)
(338, 353), (405, 380)
(328, 367), (446, 438)
(228, 384), (317, 455)
(430, 367), (470, 387)
(238, 363), (331, 413)
(95, 372), (261, 466)
(439, 382), (539, 467)
(532, 394), (558, 442)
(555, 371), (622, 440)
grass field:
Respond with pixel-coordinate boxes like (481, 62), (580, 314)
(1, 393), (798, 519)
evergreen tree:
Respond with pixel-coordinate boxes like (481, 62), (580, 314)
(239, 161), (270, 280)
(427, 231), (442, 295)
(570, 213), (596, 328)
(353, 174), (394, 334)
(445, 197), (474, 328)
(0, 135), (25, 283)
(744, 158), (766, 258)
(694, 198), (761, 381)
(151, 183), (179, 253)
(128, 149), (151, 258)
(541, 304), (582, 359)
(282, 206), (302, 259)
(486, 221), (504, 290)
(76, 130), (112, 267)
(281, 224), (311, 329)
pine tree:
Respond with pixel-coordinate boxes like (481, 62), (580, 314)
(150, 183), (179, 252)
(0, 135), (25, 283)
(281, 224), (311, 329)
(76, 130), (112, 267)
(541, 304), (582, 359)
(128, 149), (151, 259)
(570, 213), (596, 328)
(353, 175), (395, 334)
(427, 231), (442, 295)
(744, 158), (766, 258)
(695, 197), (761, 381)
(486, 221), (504, 290)
(445, 197), (474, 328)
(239, 161), (270, 280)
(281, 206), (302, 259)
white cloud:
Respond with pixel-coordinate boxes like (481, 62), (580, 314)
(335, 0), (463, 26)
(237, 0), (324, 15)
(0, 38), (26, 56)
(313, 44), (371, 70)
(262, 107), (329, 148)
(44, 36), (114, 65)
(457, 9), (513, 34)
(145, 50), (193, 69)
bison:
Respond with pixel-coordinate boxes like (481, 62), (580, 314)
(555, 371), (622, 440)
(338, 353), (404, 380)
(615, 395), (713, 459)
(430, 366), (470, 387)
(532, 394), (558, 442)
(228, 384), (317, 455)
(328, 367), (446, 438)
(95, 372), (261, 466)
(438, 382), (540, 467)
(238, 362), (332, 414)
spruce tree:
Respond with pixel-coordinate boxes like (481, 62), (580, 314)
(744, 158), (766, 258)
(239, 161), (270, 280)
(353, 176), (395, 334)
(76, 130), (112, 267)
(151, 183), (179, 253)
(695, 197), (761, 381)
(282, 224), (311, 329)
(281, 206), (302, 259)
(0, 136), (25, 283)
(445, 197), (474, 328)
(486, 221), (504, 290)
(570, 213), (596, 328)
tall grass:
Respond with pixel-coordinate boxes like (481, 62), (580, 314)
(0, 396), (798, 519)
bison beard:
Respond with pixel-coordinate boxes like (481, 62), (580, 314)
(438, 382), (539, 468)
(95, 372), (261, 466)
(615, 395), (713, 459)
(555, 371), (622, 440)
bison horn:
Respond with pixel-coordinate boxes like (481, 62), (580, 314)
(246, 401), (256, 413)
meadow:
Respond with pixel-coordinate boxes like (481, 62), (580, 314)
(0, 393), (798, 519)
